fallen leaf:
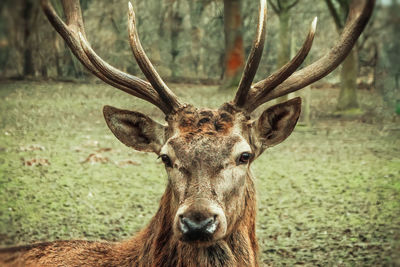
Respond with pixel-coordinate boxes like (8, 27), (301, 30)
(83, 140), (99, 147)
(19, 144), (45, 152)
(116, 159), (140, 167)
(96, 147), (112, 153)
(72, 146), (83, 152)
(82, 153), (109, 164)
(23, 158), (50, 166)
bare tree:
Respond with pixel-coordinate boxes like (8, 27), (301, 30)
(165, 0), (184, 80)
(22, 0), (35, 76)
(325, 0), (360, 112)
(188, 0), (213, 78)
(220, 0), (245, 90)
(268, 0), (300, 101)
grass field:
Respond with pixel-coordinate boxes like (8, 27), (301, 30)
(0, 80), (399, 266)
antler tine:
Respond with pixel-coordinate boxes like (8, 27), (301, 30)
(128, 2), (183, 113)
(245, 0), (375, 113)
(233, 0), (267, 107)
(41, 0), (171, 114)
(247, 17), (317, 109)
(77, 32), (166, 110)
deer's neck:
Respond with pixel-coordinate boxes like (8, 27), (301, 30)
(118, 174), (258, 267)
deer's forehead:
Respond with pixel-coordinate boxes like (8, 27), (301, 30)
(175, 108), (235, 135)
(164, 134), (248, 168)
(162, 106), (251, 161)
(168, 134), (240, 154)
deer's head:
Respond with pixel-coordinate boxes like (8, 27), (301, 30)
(42, 0), (374, 245)
(102, 97), (301, 244)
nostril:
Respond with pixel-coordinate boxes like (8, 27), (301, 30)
(179, 217), (189, 234)
(181, 217), (201, 232)
(179, 216), (218, 236)
(201, 217), (213, 227)
(205, 217), (218, 234)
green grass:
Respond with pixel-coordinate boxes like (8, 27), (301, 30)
(0, 80), (399, 266)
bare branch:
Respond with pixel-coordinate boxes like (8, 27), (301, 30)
(277, 0), (282, 10)
(325, 0), (344, 31)
(268, 0), (280, 14)
(286, 0), (300, 11)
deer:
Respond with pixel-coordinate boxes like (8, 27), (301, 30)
(0, 0), (374, 266)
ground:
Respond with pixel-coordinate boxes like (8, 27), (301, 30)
(0, 80), (399, 266)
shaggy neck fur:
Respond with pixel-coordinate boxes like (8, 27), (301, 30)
(116, 172), (258, 267)
(0, 173), (258, 267)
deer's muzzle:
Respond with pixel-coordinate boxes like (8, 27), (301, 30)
(174, 199), (227, 243)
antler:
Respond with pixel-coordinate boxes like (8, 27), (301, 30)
(234, 0), (374, 113)
(41, 0), (182, 115)
(127, 3), (182, 112)
(233, 0), (267, 107)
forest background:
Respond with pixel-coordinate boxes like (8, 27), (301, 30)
(0, 0), (399, 266)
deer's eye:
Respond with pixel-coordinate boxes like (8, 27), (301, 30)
(160, 154), (172, 168)
(238, 152), (252, 165)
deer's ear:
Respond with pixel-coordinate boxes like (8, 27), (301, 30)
(252, 97), (301, 153)
(103, 105), (166, 154)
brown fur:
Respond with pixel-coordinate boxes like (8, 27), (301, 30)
(1, 101), (302, 266)
(0, 174), (257, 267)
(173, 106), (235, 136)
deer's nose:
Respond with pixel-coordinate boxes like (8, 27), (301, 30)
(179, 214), (218, 241)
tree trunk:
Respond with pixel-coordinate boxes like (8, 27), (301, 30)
(276, 9), (291, 102)
(220, 0), (244, 90)
(169, 1), (183, 80)
(324, 0), (360, 113)
(337, 48), (359, 111)
(22, 0), (34, 77)
(53, 34), (62, 77)
(189, 1), (205, 78)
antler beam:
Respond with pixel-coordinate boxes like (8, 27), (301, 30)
(128, 2), (182, 112)
(234, 0), (374, 113)
(248, 17), (317, 108)
(41, 0), (182, 115)
(233, 0), (268, 107)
